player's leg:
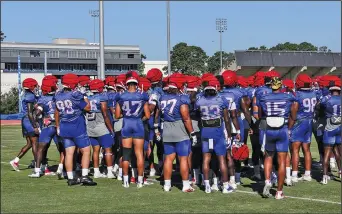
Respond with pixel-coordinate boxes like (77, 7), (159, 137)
(122, 137), (133, 187)
(202, 152), (212, 193)
(291, 142), (301, 182)
(63, 138), (78, 185)
(163, 142), (176, 191)
(176, 139), (193, 192)
(276, 152), (287, 198)
(251, 132), (262, 180)
(99, 134), (115, 178)
(90, 137), (104, 178)
(226, 149), (236, 189)
(10, 136), (32, 171)
(215, 138), (231, 193)
(132, 138), (144, 187)
(301, 143), (312, 180)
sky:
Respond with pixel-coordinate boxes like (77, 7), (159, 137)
(1, 1), (341, 60)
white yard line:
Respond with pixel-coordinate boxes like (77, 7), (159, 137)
(1, 161), (29, 167)
(146, 178), (341, 205)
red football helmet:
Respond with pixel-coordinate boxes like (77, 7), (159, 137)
(168, 73), (186, 89)
(232, 143), (249, 161)
(78, 75), (90, 87)
(125, 71), (139, 84)
(282, 79), (295, 90)
(266, 70), (280, 78)
(22, 78), (39, 91)
(62, 73), (79, 89)
(203, 78), (220, 91)
(327, 76), (341, 90)
(222, 70), (237, 87)
(104, 76), (116, 89)
(116, 74), (127, 89)
(318, 75), (339, 88)
(295, 74), (312, 89)
(41, 78), (58, 95)
(146, 68), (163, 84)
(162, 76), (170, 90)
(89, 79), (105, 93)
(237, 76), (249, 88)
(186, 75), (199, 92)
(139, 77), (151, 92)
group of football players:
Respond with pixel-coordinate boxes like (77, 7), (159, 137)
(8, 67), (341, 200)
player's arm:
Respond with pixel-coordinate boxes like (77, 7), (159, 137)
(252, 96), (259, 120)
(180, 104), (194, 134)
(288, 101), (298, 130)
(115, 102), (122, 119)
(223, 108), (232, 138)
(241, 96), (252, 126)
(35, 104), (44, 117)
(101, 101), (114, 134)
(142, 102), (151, 120)
(27, 102), (40, 134)
(54, 104), (60, 135)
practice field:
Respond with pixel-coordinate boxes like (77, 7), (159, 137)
(1, 125), (341, 213)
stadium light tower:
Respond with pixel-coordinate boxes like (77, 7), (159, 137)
(167, 1), (171, 76)
(89, 9), (99, 43)
(216, 18), (227, 73)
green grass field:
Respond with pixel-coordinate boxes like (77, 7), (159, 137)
(1, 125), (341, 213)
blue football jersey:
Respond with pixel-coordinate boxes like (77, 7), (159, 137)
(320, 95), (341, 118)
(54, 90), (87, 122)
(259, 92), (296, 118)
(195, 94), (229, 120)
(117, 91), (149, 118)
(221, 87), (246, 111)
(148, 86), (164, 106)
(106, 91), (117, 122)
(295, 90), (317, 120)
(159, 93), (190, 122)
(255, 86), (272, 106)
(88, 92), (108, 113)
(22, 91), (37, 115)
(37, 94), (56, 121)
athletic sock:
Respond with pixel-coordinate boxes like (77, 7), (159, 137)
(213, 177), (218, 185)
(304, 171), (311, 176)
(82, 168), (89, 176)
(107, 166), (113, 173)
(286, 167), (291, 179)
(58, 163), (63, 171)
(164, 179), (171, 187)
(230, 176), (235, 183)
(265, 179), (271, 185)
(94, 168), (100, 175)
(123, 175), (129, 183)
(292, 171), (298, 177)
(138, 176), (143, 184)
(182, 180), (190, 189)
(67, 171), (74, 180)
(14, 157), (20, 163)
(204, 180), (210, 187)
(119, 168), (122, 177)
(35, 167), (40, 174)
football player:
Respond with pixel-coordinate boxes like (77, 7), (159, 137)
(290, 74), (316, 184)
(10, 78), (40, 171)
(159, 73), (196, 192)
(115, 71), (150, 188)
(87, 79), (115, 179)
(316, 76), (341, 184)
(54, 73), (96, 186)
(29, 76), (60, 178)
(257, 77), (297, 199)
(195, 75), (233, 194)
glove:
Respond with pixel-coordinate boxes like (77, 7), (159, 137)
(57, 127), (60, 136)
(155, 132), (161, 142)
(190, 132), (197, 146)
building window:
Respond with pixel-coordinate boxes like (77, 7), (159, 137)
(128, 54), (134, 59)
(79, 51), (87, 59)
(49, 50), (59, 58)
(68, 51), (78, 58)
(30, 50), (40, 57)
(87, 51), (97, 59)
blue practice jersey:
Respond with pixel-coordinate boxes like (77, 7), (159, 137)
(295, 90), (317, 120)
(195, 94), (229, 120)
(259, 92), (296, 119)
(54, 90), (87, 122)
(255, 86), (272, 106)
(88, 92), (108, 113)
(37, 94), (56, 121)
(106, 91), (117, 123)
(221, 87), (246, 111)
(117, 91), (149, 119)
(159, 93), (190, 122)
(320, 95), (341, 118)
(22, 91), (37, 115)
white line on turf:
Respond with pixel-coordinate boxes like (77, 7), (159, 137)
(146, 178), (341, 205)
(1, 161), (29, 167)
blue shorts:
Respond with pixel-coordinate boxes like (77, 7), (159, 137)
(323, 126), (341, 146)
(90, 134), (114, 148)
(202, 137), (226, 156)
(144, 140), (150, 151)
(63, 133), (91, 149)
(59, 116), (87, 138)
(164, 139), (191, 157)
(263, 127), (289, 152)
(291, 119), (312, 143)
(39, 126), (58, 144)
(21, 117), (37, 137)
(121, 118), (144, 139)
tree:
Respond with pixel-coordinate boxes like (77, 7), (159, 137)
(318, 46), (331, 53)
(164, 42), (208, 76)
(137, 53), (147, 76)
(269, 42), (318, 51)
(1, 87), (19, 114)
(207, 51), (235, 74)
(0, 30), (5, 41)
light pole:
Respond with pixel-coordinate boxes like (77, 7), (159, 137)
(99, 1), (105, 80)
(89, 9), (99, 43)
(216, 18), (227, 73)
(167, 1), (171, 76)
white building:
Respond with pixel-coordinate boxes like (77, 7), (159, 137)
(142, 60), (168, 76)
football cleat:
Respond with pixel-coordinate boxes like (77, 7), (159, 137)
(57, 171), (64, 180)
(149, 168), (156, 177)
(321, 176), (328, 185)
(67, 178), (80, 186)
(27, 160), (35, 169)
(275, 191), (285, 200)
(123, 181), (129, 188)
(94, 172), (107, 178)
(298, 175), (312, 182)
(28, 172), (40, 178)
(44, 168), (56, 176)
(205, 185), (212, 194)
(262, 183), (272, 198)
(182, 186), (195, 193)
(117, 175), (123, 181)
(137, 183), (144, 189)
(163, 185), (171, 192)
(285, 178), (293, 186)
(143, 177), (153, 185)
(107, 172), (116, 179)
(9, 161), (20, 172)
(291, 176), (299, 183)
(80, 176), (97, 186)
(222, 185), (234, 194)
(211, 184), (219, 191)
(229, 181), (237, 190)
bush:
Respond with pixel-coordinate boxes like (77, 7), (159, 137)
(1, 87), (19, 114)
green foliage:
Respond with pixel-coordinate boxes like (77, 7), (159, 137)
(247, 42), (327, 52)
(137, 53), (146, 76)
(1, 87), (19, 114)
(0, 30), (5, 41)
(207, 51), (235, 74)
